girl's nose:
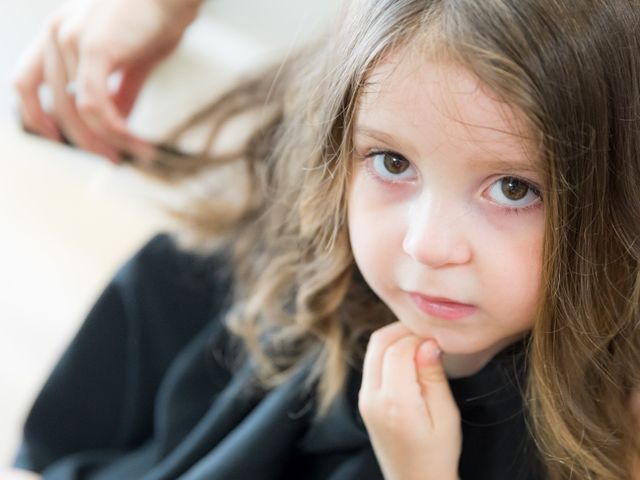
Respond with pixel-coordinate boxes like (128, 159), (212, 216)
(402, 198), (472, 268)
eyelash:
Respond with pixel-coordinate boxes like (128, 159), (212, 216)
(360, 150), (544, 216)
(361, 150), (414, 184)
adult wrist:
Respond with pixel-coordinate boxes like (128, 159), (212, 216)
(155, 0), (202, 11)
(154, 0), (203, 28)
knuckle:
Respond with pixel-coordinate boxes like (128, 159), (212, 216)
(359, 403), (386, 428)
(359, 392), (419, 434)
(57, 27), (78, 51)
(376, 397), (411, 431)
(46, 15), (63, 39)
(384, 342), (405, 362)
(358, 392), (389, 417)
(368, 329), (385, 346)
(12, 76), (31, 96)
(76, 96), (99, 117)
(366, 331), (386, 354)
(357, 394), (373, 418)
(80, 39), (105, 58)
(386, 336), (417, 359)
(368, 327), (399, 350)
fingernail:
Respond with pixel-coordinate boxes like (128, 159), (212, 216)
(423, 341), (441, 362)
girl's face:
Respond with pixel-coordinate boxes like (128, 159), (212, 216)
(347, 52), (545, 377)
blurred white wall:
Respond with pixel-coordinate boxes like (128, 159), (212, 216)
(0, 0), (340, 465)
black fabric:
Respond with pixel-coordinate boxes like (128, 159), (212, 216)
(15, 233), (542, 479)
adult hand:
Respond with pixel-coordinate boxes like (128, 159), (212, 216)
(359, 322), (462, 480)
(11, 0), (201, 163)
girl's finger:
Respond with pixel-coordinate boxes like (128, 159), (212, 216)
(380, 334), (423, 393)
(416, 340), (457, 424)
(361, 322), (412, 393)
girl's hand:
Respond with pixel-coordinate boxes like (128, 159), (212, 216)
(359, 322), (462, 480)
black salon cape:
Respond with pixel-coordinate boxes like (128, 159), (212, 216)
(14, 233), (541, 479)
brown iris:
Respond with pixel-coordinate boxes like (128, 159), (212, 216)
(383, 153), (409, 175)
(501, 177), (529, 201)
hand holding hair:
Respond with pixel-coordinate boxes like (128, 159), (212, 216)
(359, 322), (462, 480)
(11, 0), (201, 164)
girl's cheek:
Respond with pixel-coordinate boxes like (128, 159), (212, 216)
(481, 202), (545, 233)
(356, 159), (416, 201)
(466, 204), (544, 273)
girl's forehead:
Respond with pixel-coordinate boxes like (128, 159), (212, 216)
(360, 53), (518, 135)
(356, 51), (538, 167)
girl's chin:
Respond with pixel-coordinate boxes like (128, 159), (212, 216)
(396, 319), (480, 352)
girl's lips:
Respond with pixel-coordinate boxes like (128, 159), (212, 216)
(409, 293), (477, 320)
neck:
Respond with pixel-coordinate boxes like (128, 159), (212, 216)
(443, 351), (495, 378)
(442, 333), (528, 378)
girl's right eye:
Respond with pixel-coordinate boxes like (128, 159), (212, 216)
(367, 151), (416, 182)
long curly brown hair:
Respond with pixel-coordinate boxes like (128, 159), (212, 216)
(130, 1), (640, 478)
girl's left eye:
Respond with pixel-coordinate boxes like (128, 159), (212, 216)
(368, 152), (416, 181)
(486, 176), (541, 208)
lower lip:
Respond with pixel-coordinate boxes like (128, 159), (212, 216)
(409, 293), (477, 320)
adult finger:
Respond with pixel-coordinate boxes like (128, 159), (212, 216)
(76, 53), (155, 161)
(55, 21), (80, 89)
(43, 32), (120, 163)
(416, 340), (458, 426)
(11, 32), (61, 141)
(112, 63), (155, 118)
(361, 322), (413, 393)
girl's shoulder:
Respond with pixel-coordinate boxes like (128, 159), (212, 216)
(115, 232), (235, 330)
(120, 232), (233, 300)
(16, 233), (237, 474)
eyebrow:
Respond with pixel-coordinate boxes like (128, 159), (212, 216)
(353, 125), (542, 178)
(353, 126), (397, 146)
(474, 159), (541, 178)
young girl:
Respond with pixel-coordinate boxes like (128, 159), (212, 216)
(13, 0), (640, 479)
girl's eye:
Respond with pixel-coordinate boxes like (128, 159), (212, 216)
(487, 176), (541, 208)
(369, 152), (415, 181)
